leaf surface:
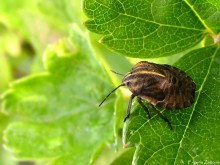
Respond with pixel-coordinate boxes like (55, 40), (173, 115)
(185, 0), (220, 34)
(123, 45), (220, 164)
(82, 0), (215, 58)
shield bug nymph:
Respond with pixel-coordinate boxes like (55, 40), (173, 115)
(99, 61), (196, 130)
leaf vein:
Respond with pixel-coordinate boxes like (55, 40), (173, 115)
(173, 46), (219, 164)
(183, 0), (212, 33)
(95, 1), (204, 31)
(144, 143), (179, 165)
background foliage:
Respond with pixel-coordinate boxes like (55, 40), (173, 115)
(0, 0), (220, 165)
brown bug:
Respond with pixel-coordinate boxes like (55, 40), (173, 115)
(99, 61), (196, 130)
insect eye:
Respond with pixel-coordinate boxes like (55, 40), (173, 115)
(126, 82), (131, 86)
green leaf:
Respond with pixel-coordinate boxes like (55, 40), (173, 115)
(1, 25), (115, 165)
(185, 1), (220, 34)
(123, 45), (220, 164)
(83, 0), (209, 58)
(110, 148), (135, 165)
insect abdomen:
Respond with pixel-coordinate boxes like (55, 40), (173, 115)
(155, 65), (196, 110)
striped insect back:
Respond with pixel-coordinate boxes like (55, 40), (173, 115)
(122, 62), (167, 102)
(99, 61), (196, 130)
(123, 61), (196, 110)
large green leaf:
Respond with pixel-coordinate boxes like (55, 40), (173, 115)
(123, 45), (220, 164)
(82, 0), (218, 58)
(1, 25), (115, 165)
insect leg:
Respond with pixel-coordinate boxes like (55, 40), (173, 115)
(137, 97), (151, 119)
(149, 104), (173, 130)
(124, 94), (135, 122)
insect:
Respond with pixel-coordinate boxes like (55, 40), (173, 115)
(99, 61), (196, 130)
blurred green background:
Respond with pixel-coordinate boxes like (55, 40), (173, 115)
(0, 1), (84, 164)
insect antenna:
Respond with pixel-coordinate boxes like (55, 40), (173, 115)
(110, 70), (124, 76)
(99, 84), (125, 107)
